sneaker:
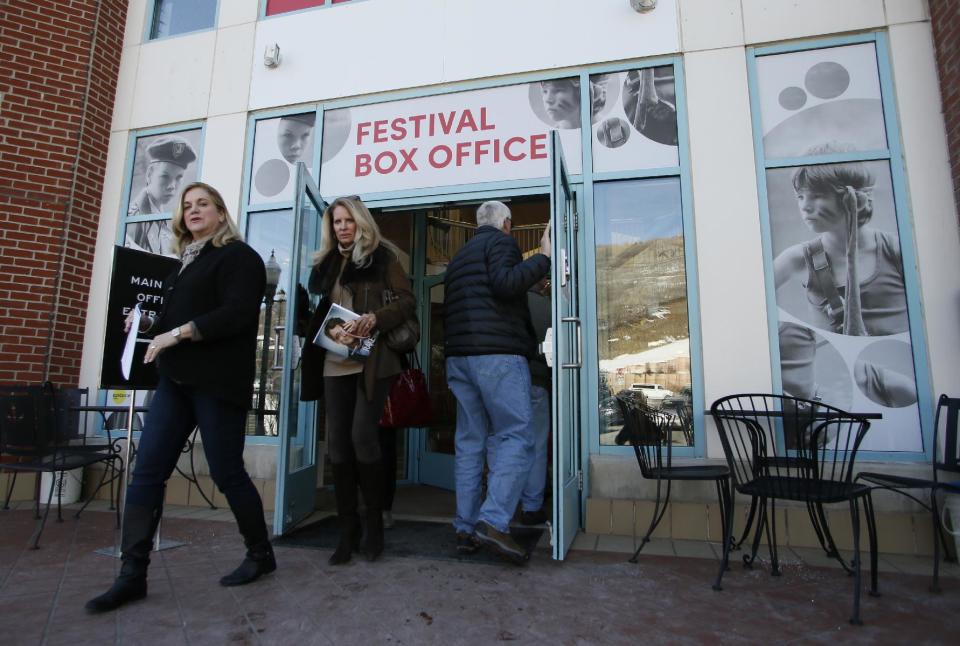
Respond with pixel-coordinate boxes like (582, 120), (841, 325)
(456, 531), (480, 555)
(520, 508), (548, 526)
(475, 521), (528, 565)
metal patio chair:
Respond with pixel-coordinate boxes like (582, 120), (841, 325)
(1, 384), (119, 548)
(616, 394), (730, 562)
(710, 393), (878, 625)
(858, 394), (960, 592)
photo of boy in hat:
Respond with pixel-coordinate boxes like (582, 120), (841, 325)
(126, 131), (200, 256)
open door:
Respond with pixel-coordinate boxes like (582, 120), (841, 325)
(549, 130), (583, 559)
(274, 163), (328, 535)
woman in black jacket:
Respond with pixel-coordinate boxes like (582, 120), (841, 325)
(87, 182), (275, 613)
(301, 196), (415, 564)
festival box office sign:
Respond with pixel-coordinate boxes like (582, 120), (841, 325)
(318, 81), (587, 197)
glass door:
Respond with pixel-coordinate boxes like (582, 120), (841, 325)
(550, 130), (583, 560)
(274, 163), (327, 535)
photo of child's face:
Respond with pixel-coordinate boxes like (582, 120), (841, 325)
(277, 119), (313, 164)
(540, 80), (580, 128)
(795, 186), (845, 233)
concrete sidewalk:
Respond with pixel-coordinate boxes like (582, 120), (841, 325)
(1, 503), (958, 645)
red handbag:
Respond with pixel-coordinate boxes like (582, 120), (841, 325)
(379, 355), (433, 428)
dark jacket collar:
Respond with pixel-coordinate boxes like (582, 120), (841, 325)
(309, 245), (392, 296)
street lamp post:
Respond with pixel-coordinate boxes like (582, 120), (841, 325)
(256, 250), (282, 435)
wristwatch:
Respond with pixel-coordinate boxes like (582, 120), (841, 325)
(170, 326), (182, 342)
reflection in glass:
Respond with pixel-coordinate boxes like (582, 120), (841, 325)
(246, 210), (295, 436)
(150, 0), (218, 39)
(594, 179), (692, 447)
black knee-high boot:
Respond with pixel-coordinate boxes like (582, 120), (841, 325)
(329, 462), (361, 565)
(357, 462), (384, 562)
(85, 504), (160, 613)
(220, 483), (276, 587)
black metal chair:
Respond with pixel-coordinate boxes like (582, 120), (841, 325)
(1, 384), (120, 548)
(710, 393), (878, 625)
(858, 394), (960, 592)
(616, 394), (730, 563)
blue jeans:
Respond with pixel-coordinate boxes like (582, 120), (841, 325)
(447, 355), (534, 534)
(487, 384), (550, 513)
(522, 385), (550, 512)
(126, 377), (265, 544)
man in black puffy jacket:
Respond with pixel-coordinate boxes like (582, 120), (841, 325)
(444, 200), (551, 564)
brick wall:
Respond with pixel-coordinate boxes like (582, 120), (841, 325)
(0, 0), (127, 385)
(930, 0), (960, 218)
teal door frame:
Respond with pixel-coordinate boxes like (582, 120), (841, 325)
(274, 163), (327, 536)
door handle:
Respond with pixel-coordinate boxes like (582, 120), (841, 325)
(561, 316), (581, 369)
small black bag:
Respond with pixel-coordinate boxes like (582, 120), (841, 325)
(382, 288), (420, 353)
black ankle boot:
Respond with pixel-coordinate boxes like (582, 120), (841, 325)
(357, 462), (384, 562)
(329, 462), (360, 566)
(328, 516), (361, 565)
(220, 542), (277, 586)
(85, 504), (158, 613)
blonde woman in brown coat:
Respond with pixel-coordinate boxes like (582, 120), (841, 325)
(300, 196), (415, 564)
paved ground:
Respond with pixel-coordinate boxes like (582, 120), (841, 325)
(1, 502), (958, 645)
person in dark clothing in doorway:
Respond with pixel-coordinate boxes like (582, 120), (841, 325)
(87, 182), (274, 613)
(444, 200), (551, 564)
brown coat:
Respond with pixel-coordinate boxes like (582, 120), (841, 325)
(300, 245), (415, 401)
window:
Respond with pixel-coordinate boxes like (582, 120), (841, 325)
(149, 0), (218, 39)
(265, 0), (355, 16)
(587, 62), (696, 451)
(749, 36), (929, 455)
(123, 127), (203, 257)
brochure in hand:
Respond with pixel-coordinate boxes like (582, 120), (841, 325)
(313, 303), (377, 361)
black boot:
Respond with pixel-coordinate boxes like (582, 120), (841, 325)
(357, 461), (384, 562)
(220, 476), (276, 586)
(85, 504), (159, 613)
(329, 462), (361, 565)
(220, 542), (276, 587)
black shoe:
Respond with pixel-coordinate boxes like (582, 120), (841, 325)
(475, 521), (528, 565)
(520, 509), (548, 526)
(220, 543), (277, 587)
(85, 576), (147, 613)
(456, 531), (480, 555)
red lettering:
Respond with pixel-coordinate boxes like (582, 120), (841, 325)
(373, 120), (389, 144)
(456, 110), (477, 134)
(474, 139), (490, 164)
(529, 133), (547, 160)
(480, 107), (495, 131)
(398, 147), (418, 172)
(409, 114), (426, 138)
(438, 111), (456, 135)
(374, 151), (397, 174)
(356, 122), (371, 145)
(455, 141), (471, 167)
(390, 118), (407, 141)
(429, 145), (452, 169)
(355, 153), (371, 177)
(504, 136), (526, 161)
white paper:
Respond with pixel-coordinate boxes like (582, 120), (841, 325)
(121, 304), (141, 380)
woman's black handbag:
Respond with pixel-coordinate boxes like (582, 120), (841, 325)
(379, 354), (433, 428)
(382, 288), (420, 353)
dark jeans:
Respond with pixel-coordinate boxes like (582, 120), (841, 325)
(324, 374), (392, 465)
(379, 427), (398, 511)
(126, 377), (266, 543)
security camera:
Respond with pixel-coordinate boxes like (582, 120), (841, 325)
(630, 0), (657, 12)
(264, 43), (281, 68)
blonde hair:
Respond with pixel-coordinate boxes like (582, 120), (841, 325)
(170, 182), (242, 255)
(312, 196), (400, 268)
